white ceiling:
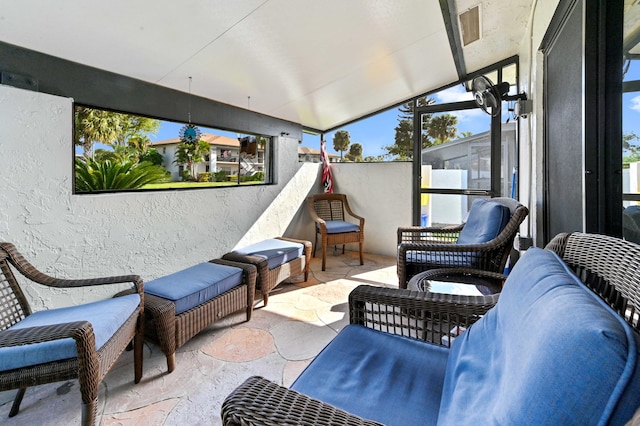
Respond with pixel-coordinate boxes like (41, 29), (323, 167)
(0, 0), (535, 131)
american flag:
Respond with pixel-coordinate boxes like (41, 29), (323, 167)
(320, 139), (333, 193)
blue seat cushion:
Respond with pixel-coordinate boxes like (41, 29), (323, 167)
(321, 220), (360, 234)
(145, 262), (243, 314)
(456, 199), (510, 245)
(1, 293), (140, 370)
(292, 324), (449, 425)
(233, 238), (303, 270)
(438, 248), (640, 425)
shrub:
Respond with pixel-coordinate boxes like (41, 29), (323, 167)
(213, 171), (227, 182)
(238, 172), (265, 183)
(75, 158), (169, 191)
(198, 172), (212, 182)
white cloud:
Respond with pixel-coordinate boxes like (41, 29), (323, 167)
(432, 85), (485, 122)
(435, 85), (474, 103)
(630, 95), (640, 112)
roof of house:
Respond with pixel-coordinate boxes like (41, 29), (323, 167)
(298, 146), (338, 158)
(152, 132), (240, 148)
(151, 136), (338, 157)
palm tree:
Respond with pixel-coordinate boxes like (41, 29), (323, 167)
(174, 140), (211, 180)
(346, 143), (364, 162)
(74, 107), (122, 158)
(333, 130), (351, 160)
(428, 114), (459, 144)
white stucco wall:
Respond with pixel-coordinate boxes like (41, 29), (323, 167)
(0, 84), (315, 309)
(286, 162), (413, 258)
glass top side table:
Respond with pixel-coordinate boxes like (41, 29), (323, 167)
(407, 268), (506, 296)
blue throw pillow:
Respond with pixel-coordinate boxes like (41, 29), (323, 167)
(456, 199), (510, 245)
(437, 248), (640, 425)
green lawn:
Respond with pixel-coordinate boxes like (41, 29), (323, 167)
(142, 181), (261, 189)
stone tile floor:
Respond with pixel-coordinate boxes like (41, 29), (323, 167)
(0, 251), (398, 425)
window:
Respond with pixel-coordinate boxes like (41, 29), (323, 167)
(414, 59), (519, 225)
(622, 2), (640, 243)
(73, 105), (272, 193)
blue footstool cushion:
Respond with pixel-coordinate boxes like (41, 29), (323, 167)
(233, 239), (304, 270)
(145, 262), (243, 314)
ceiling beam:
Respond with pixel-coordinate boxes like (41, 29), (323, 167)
(439, 0), (467, 80)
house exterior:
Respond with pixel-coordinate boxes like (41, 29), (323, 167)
(151, 132), (266, 181)
(421, 122), (517, 196)
(297, 146), (339, 163)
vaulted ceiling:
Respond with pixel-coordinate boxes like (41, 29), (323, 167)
(0, 0), (536, 131)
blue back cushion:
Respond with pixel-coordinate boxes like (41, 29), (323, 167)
(145, 262), (243, 314)
(438, 248), (640, 425)
(233, 238), (303, 270)
(292, 324), (449, 425)
(1, 294), (140, 370)
(456, 199), (510, 245)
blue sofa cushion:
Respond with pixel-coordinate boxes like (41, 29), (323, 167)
(1, 294), (140, 370)
(233, 238), (304, 270)
(438, 248), (640, 425)
(456, 199), (510, 245)
(292, 324), (449, 425)
(145, 262), (243, 314)
(321, 220), (360, 234)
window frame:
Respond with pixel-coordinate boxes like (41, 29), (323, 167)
(72, 103), (275, 194)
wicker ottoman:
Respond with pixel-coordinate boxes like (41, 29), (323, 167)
(222, 237), (311, 306)
(143, 258), (256, 373)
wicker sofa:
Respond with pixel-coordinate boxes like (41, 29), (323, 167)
(222, 232), (640, 425)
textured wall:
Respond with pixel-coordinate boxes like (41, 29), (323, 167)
(0, 85), (413, 311)
(0, 85), (316, 309)
(286, 161), (413, 259)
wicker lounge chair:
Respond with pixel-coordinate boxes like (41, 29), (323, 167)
(222, 232), (640, 425)
(221, 284), (499, 425)
(397, 197), (528, 288)
(0, 242), (144, 426)
(307, 193), (365, 271)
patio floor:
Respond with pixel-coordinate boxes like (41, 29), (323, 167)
(0, 251), (398, 425)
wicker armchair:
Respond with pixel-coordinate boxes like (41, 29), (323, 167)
(307, 193), (365, 271)
(223, 232), (640, 425)
(0, 242), (144, 426)
(545, 232), (640, 331)
(397, 197), (528, 288)
(221, 284), (498, 425)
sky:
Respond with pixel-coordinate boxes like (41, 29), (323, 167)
(102, 62), (640, 159)
(150, 83), (489, 160)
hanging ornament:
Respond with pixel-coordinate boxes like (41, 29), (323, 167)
(179, 123), (201, 145)
(179, 77), (201, 145)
